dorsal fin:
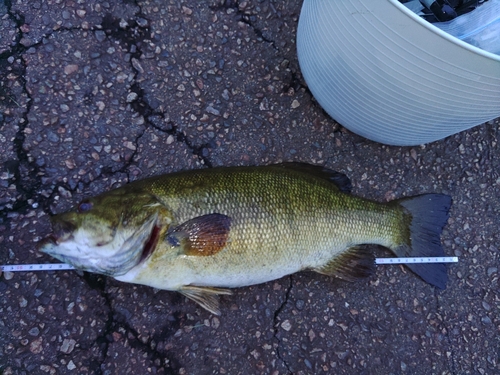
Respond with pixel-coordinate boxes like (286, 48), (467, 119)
(276, 162), (352, 193)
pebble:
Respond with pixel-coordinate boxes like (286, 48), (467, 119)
(64, 64), (79, 75)
(136, 17), (149, 27)
(295, 299), (305, 310)
(126, 92), (138, 102)
(19, 296), (28, 307)
(58, 186), (72, 198)
(95, 30), (106, 42)
(96, 101), (105, 111)
(308, 329), (316, 342)
(60, 338), (77, 354)
(211, 317), (220, 329)
(65, 159), (76, 169)
(281, 320), (292, 331)
(131, 58), (144, 73)
(481, 316), (492, 325)
(124, 141), (136, 150)
(291, 100), (300, 109)
(30, 337), (43, 354)
(116, 72), (129, 83)
(182, 6), (193, 15)
(304, 359), (312, 369)
(47, 131), (60, 142)
(206, 106), (220, 116)
(67, 360), (76, 370)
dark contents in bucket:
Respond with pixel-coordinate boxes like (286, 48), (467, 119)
(399, 0), (487, 22)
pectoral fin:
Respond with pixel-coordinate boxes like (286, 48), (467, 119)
(166, 213), (231, 257)
(179, 286), (233, 315)
(314, 245), (375, 282)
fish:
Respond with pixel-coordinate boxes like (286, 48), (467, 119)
(40, 163), (452, 315)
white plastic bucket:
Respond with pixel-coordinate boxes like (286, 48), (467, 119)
(297, 0), (500, 145)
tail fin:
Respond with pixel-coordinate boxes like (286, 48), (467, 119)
(393, 194), (452, 289)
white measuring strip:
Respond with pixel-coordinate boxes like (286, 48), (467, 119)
(1, 263), (75, 272)
(1, 257), (458, 272)
(375, 257), (458, 265)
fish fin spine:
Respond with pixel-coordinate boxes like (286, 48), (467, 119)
(276, 162), (352, 193)
(313, 245), (375, 282)
(179, 286), (233, 315)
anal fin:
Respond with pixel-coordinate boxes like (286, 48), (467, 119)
(179, 285), (233, 315)
(313, 245), (375, 282)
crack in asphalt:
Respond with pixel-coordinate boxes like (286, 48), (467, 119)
(1, 1), (304, 224)
(80, 273), (114, 374)
(0, 8), (216, 224)
(209, 0), (309, 98)
(210, 0), (277, 49)
(127, 81), (215, 169)
(80, 273), (182, 374)
(1, 0), (23, 55)
(0, 1), (41, 225)
(273, 275), (294, 374)
(99, 12), (216, 169)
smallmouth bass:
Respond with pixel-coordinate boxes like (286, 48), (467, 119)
(40, 163), (452, 314)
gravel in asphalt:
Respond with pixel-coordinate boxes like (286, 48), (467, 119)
(1, 1), (499, 374)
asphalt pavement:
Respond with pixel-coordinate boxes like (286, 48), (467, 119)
(1, 1), (499, 374)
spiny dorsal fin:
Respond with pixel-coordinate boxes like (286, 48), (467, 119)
(166, 213), (231, 257)
(276, 162), (352, 193)
(179, 286), (233, 315)
(313, 245), (375, 282)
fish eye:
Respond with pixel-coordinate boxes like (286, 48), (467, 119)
(77, 200), (93, 213)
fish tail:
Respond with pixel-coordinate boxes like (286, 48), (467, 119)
(391, 194), (452, 289)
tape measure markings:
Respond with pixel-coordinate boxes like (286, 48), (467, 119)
(375, 257), (458, 265)
(1, 264), (76, 272)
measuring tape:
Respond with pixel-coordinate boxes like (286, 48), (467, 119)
(375, 257), (458, 264)
(1, 257), (458, 272)
(1, 263), (76, 272)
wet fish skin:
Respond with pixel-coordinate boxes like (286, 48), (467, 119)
(40, 163), (451, 314)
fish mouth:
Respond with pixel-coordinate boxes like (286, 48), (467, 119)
(39, 216), (161, 276)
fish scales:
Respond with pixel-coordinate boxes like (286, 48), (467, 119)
(40, 164), (451, 314)
(134, 167), (394, 285)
